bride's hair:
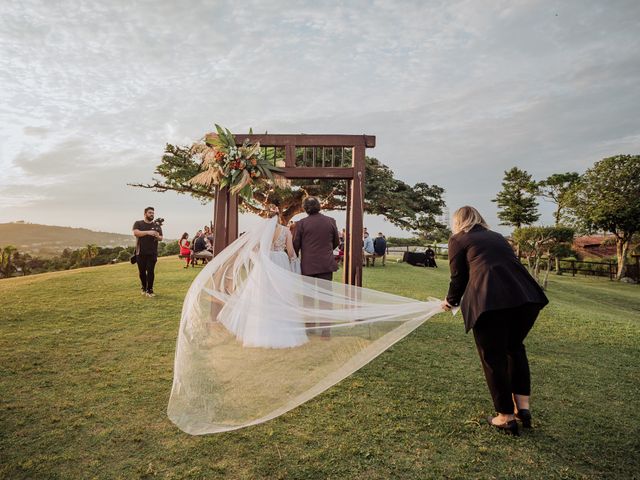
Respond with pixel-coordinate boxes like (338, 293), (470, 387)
(452, 206), (489, 234)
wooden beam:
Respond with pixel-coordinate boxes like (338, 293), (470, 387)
(279, 167), (354, 179)
(228, 134), (376, 148)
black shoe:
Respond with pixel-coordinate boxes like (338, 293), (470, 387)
(515, 409), (532, 428)
(486, 416), (519, 436)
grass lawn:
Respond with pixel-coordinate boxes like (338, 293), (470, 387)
(1, 258), (639, 479)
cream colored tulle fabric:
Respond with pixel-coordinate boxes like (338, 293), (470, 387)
(168, 216), (443, 435)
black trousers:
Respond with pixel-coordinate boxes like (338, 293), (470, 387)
(472, 303), (541, 414)
(136, 254), (157, 293)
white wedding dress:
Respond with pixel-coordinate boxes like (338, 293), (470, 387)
(219, 224), (307, 348)
(168, 216), (444, 435)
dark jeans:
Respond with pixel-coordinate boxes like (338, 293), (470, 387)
(472, 303), (541, 414)
(136, 254), (157, 293)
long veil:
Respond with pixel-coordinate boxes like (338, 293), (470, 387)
(168, 216), (444, 435)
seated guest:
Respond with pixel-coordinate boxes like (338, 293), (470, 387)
(204, 225), (215, 252)
(373, 232), (387, 266)
(425, 246), (437, 268)
(179, 232), (191, 268)
(193, 230), (213, 264)
(363, 231), (374, 254)
(363, 230), (375, 266)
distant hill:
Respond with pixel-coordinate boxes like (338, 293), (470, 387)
(0, 222), (136, 257)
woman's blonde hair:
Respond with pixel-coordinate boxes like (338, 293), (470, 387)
(452, 206), (489, 234)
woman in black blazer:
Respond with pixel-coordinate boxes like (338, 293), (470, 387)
(441, 206), (548, 435)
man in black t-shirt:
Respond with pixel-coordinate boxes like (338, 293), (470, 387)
(132, 207), (163, 297)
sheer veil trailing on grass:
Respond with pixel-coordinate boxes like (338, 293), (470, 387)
(168, 216), (443, 435)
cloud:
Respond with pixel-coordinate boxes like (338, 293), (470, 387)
(1, 0), (639, 237)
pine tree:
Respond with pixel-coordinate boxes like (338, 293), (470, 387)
(492, 167), (540, 229)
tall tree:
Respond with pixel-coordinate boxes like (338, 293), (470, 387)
(566, 155), (640, 280)
(0, 245), (18, 278)
(130, 143), (446, 234)
(82, 244), (99, 267)
(492, 167), (540, 229)
(537, 172), (580, 225)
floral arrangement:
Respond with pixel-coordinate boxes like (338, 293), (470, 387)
(189, 124), (284, 201)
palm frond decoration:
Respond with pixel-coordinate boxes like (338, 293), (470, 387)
(188, 125), (284, 201)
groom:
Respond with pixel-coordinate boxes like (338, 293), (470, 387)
(293, 197), (340, 337)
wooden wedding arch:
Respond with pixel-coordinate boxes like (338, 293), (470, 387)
(211, 134), (375, 286)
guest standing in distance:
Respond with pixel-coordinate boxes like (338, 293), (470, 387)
(179, 232), (191, 268)
(441, 206), (548, 435)
(132, 207), (163, 297)
(293, 197), (340, 338)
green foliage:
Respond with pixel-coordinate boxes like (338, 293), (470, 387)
(492, 167), (540, 229)
(159, 241), (180, 256)
(537, 172), (580, 225)
(566, 155), (640, 279)
(1, 258), (639, 478)
(512, 226), (575, 288)
(386, 236), (427, 247)
(0, 245), (18, 278)
(0, 244), (167, 279)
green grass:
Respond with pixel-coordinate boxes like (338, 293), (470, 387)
(1, 258), (639, 479)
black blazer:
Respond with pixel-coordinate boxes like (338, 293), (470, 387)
(446, 225), (548, 332)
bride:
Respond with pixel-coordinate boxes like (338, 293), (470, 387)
(168, 214), (444, 435)
(218, 216), (308, 348)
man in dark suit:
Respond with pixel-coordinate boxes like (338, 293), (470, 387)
(293, 197), (340, 280)
(293, 197), (340, 338)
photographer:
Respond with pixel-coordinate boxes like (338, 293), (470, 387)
(132, 207), (163, 297)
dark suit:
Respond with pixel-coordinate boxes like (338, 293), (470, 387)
(293, 212), (340, 278)
(446, 225), (548, 413)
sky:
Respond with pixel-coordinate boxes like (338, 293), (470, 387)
(1, 0), (639, 241)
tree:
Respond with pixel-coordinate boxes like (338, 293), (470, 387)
(13, 251), (32, 276)
(0, 245), (18, 278)
(537, 172), (580, 225)
(512, 226), (575, 289)
(565, 155), (640, 280)
(81, 244), (99, 267)
(492, 167), (540, 229)
(130, 143), (446, 233)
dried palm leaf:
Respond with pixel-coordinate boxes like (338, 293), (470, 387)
(230, 170), (251, 194)
(189, 167), (222, 187)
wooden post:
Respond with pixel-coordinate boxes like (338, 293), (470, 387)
(226, 192), (238, 246)
(349, 145), (365, 286)
(213, 186), (229, 255)
(343, 180), (352, 284)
